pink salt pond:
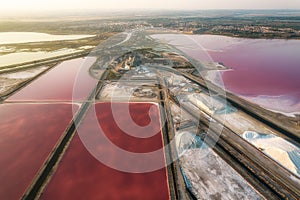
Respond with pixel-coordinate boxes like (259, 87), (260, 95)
(7, 57), (98, 102)
(0, 103), (79, 199)
(40, 102), (170, 200)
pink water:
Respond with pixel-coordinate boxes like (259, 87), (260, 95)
(153, 34), (300, 113)
(0, 103), (78, 199)
(40, 102), (170, 200)
(7, 57), (97, 101)
(207, 39), (300, 97)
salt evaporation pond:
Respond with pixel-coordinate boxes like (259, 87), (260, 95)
(40, 102), (170, 200)
(153, 34), (300, 116)
(7, 57), (97, 101)
(0, 32), (95, 45)
(0, 49), (81, 67)
(0, 103), (79, 200)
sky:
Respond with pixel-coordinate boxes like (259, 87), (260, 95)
(1, 0), (300, 12)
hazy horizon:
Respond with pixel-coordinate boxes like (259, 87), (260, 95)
(1, 8), (300, 20)
(1, 0), (300, 13)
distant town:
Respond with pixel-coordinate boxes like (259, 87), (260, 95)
(1, 10), (299, 39)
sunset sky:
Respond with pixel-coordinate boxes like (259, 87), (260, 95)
(1, 0), (300, 12)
